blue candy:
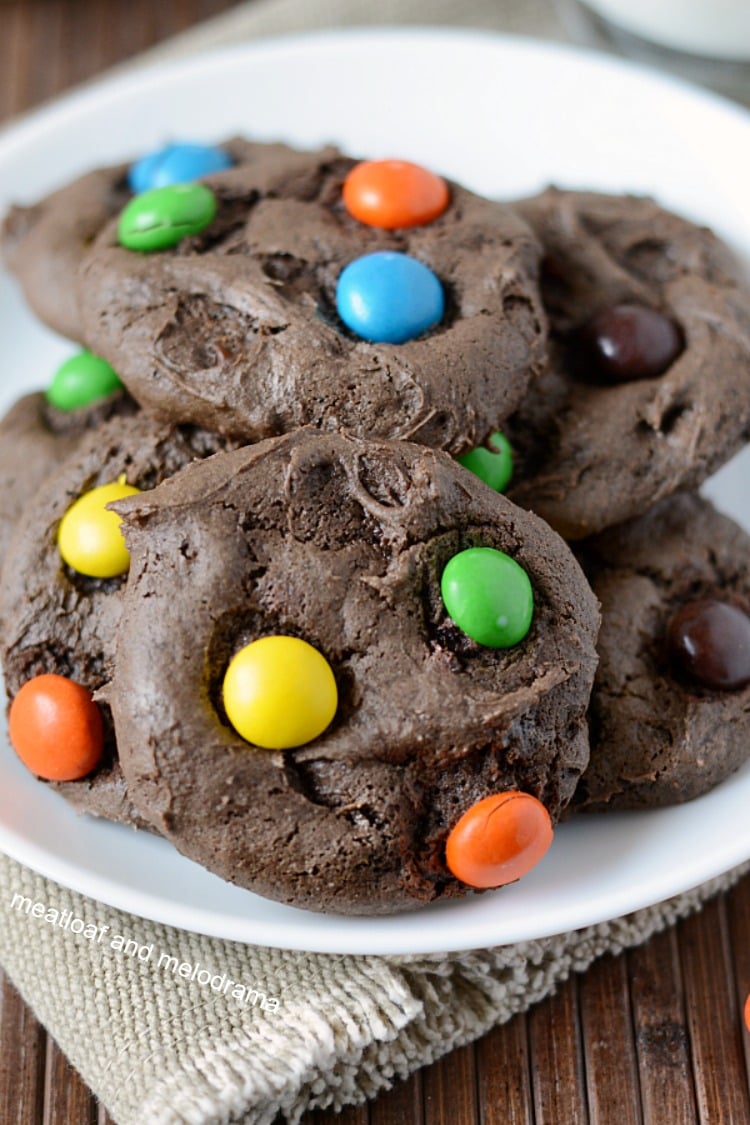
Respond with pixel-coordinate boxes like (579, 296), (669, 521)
(336, 251), (444, 344)
(128, 143), (233, 193)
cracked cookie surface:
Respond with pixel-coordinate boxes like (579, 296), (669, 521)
(0, 389), (137, 580)
(505, 189), (750, 538)
(111, 429), (599, 914)
(0, 412), (241, 827)
(575, 493), (750, 811)
(1, 138), (318, 342)
(73, 145), (546, 451)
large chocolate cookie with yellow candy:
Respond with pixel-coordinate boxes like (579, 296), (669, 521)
(110, 429), (599, 915)
(504, 189), (750, 538)
(73, 148), (546, 451)
(574, 493), (750, 811)
(0, 413), (240, 827)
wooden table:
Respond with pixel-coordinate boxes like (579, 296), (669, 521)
(1, 2), (750, 1121)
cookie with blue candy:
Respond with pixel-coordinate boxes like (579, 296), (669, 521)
(1, 138), (333, 342)
(72, 148), (546, 451)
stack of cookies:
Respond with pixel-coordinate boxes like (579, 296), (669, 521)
(1, 139), (748, 915)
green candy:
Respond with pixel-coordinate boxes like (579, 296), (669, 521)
(46, 350), (123, 412)
(457, 432), (513, 492)
(117, 183), (216, 252)
(441, 547), (534, 648)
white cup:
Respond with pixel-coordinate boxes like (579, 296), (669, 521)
(580, 0), (750, 60)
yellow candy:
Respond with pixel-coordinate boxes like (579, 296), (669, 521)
(223, 636), (337, 750)
(58, 478), (141, 578)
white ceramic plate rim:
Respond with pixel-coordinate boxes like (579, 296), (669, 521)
(0, 28), (748, 954)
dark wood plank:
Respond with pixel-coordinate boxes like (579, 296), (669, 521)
(528, 977), (587, 1123)
(476, 1013), (533, 1124)
(306, 1102), (369, 1124)
(627, 926), (697, 1124)
(0, 0), (243, 118)
(726, 871), (750, 1088)
(579, 953), (642, 1125)
(97, 0), (177, 70)
(43, 1036), (96, 1125)
(5, 0), (65, 112)
(369, 1071), (423, 1125)
(679, 895), (750, 1123)
(0, 972), (47, 1125)
(0, 1), (34, 119)
(58, 0), (121, 91)
(422, 1042), (479, 1125)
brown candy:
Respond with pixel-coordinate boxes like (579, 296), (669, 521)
(666, 599), (750, 691)
(577, 303), (684, 384)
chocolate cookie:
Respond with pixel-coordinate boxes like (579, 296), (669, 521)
(0, 412), (240, 826)
(111, 429), (599, 915)
(72, 147), (545, 451)
(1, 138), (327, 342)
(504, 189), (750, 538)
(575, 493), (750, 811)
(0, 387), (136, 578)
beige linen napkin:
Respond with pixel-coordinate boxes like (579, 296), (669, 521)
(2, 2), (749, 1123)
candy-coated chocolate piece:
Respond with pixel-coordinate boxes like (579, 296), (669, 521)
(457, 432), (514, 492)
(342, 159), (450, 230)
(128, 142), (232, 193)
(744, 992), (750, 1033)
(336, 251), (444, 344)
(223, 635), (337, 750)
(441, 546), (534, 648)
(578, 303), (684, 383)
(46, 350), (123, 412)
(117, 183), (216, 252)
(666, 599), (750, 691)
(58, 478), (141, 578)
(9, 673), (103, 781)
(445, 791), (553, 888)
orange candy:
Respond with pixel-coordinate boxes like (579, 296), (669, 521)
(445, 791), (553, 888)
(343, 159), (450, 230)
(744, 993), (750, 1033)
(9, 673), (104, 781)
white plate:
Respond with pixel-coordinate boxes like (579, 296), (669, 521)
(0, 29), (749, 955)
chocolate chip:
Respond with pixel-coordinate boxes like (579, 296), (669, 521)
(577, 304), (684, 383)
(666, 599), (750, 691)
